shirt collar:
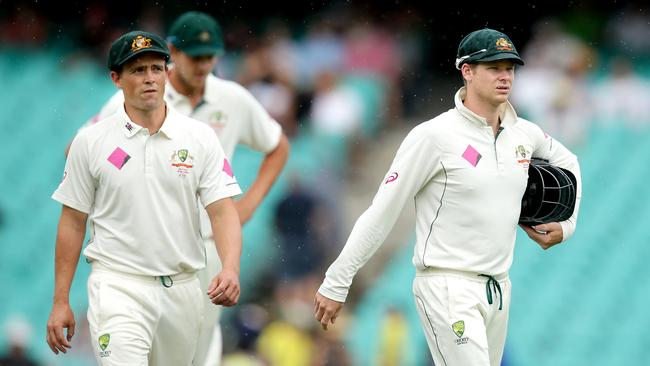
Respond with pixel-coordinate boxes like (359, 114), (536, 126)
(158, 107), (178, 139)
(117, 103), (177, 139)
(118, 105), (144, 138)
(454, 86), (518, 128)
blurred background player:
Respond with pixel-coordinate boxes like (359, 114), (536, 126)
(314, 28), (582, 366)
(47, 30), (243, 365)
(65, 11), (290, 365)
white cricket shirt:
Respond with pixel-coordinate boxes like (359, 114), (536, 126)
(319, 87), (582, 302)
(53, 106), (242, 276)
(91, 73), (282, 237)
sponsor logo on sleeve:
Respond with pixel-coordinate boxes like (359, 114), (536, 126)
(385, 172), (399, 184)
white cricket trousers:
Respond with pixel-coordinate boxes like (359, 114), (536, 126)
(193, 238), (224, 366)
(87, 262), (204, 366)
(412, 268), (511, 366)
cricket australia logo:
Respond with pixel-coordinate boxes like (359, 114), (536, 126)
(515, 144), (531, 170)
(209, 111), (228, 134)
(452, 320), (469, 345)
(170, 149), (195, 177)
(98, 333), (111, 357)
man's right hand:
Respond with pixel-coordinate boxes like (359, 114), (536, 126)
(207, 268), (241, 307)
(314, 292), (344, 331)
(46, 302), (75, 354)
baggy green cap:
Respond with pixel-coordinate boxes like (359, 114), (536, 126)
(107, 30), (170, 71)
(168, 11), (225, 56)
(455, 28), (524, 70)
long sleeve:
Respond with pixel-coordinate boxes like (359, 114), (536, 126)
(318, 125), (441, 302)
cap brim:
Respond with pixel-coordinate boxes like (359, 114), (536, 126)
(117, 49), (170, 69)
(478, 52), (525, 65)
(180, 45), (224, 57)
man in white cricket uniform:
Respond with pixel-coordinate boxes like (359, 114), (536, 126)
(46, 31), (243, 366)
(69, 12), (289, 365)
(314, 28), (582, 366)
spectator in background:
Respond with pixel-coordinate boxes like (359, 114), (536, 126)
(1, 315), (39, 366)
(238, 38), (299, 138)
(604, 1), (650, 57)
(344, 14), (403, 126)
(274, 176), (326, 281)
(221, 304), (268, 366)
(0, 5), (47, 46)
(310, 69), (363, 138)
(309, 69), (365, 177)
(296, 18), (345, 90)
(592, 56), (650, 128)
(511, 19), (595, 147)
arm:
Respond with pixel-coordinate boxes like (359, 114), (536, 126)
(236, 133), (289, 224)
(314, 126), (440, 330)
(205, 197), (242, 307)
(46, 205), (87, 354)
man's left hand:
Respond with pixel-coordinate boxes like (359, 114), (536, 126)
(520, 222), (564, 250)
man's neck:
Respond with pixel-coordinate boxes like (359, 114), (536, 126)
(463, 93), (505, 135)
(169, 70), (205, 109)
(124, 103), (167, 134)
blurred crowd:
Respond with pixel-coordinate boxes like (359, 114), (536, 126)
(2, 1), (650, 365)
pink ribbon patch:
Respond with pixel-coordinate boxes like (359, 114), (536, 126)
(222, 158), (234, 177)
(107, 147), (130, 169)
(462, 145), (481, 167)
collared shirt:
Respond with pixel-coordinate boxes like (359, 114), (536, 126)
(93, 73), (282, 159)
(90, 73), (282, 238)
(319, 87), (582, 302)
(53, 106), (242, 276)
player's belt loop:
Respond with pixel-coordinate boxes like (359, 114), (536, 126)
(478, 274), (503, 310)
(159, 275), (174, 288)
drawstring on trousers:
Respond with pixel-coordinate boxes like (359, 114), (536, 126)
(159, 275), (174, 288)
(478, 274), (502, 310)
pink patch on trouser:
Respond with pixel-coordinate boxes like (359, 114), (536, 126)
(462, 145), (481, 167)
(222, 158), (234, 177)
(107, 147), (130, 169)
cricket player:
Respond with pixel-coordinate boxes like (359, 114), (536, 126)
(314, 28), (582, 366)
(66, 12), (289, 365)
(46, 30), (243, 366)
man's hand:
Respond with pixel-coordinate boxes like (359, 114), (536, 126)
(46, 302), (75, 354)
(207, 268), (240, 307)
(314, 292), (344, 331)
(520, 222), (564, 250)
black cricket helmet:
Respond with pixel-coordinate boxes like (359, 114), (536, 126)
(519, 159), (577, 226)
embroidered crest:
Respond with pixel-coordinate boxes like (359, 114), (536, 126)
(131, 35), (152, 52)
(495, 37), (513, 51)
(199, 31), (211, 42)
(171, 149), (194, 176)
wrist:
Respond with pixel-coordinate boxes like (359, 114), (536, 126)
(53, 296), (70, 305)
